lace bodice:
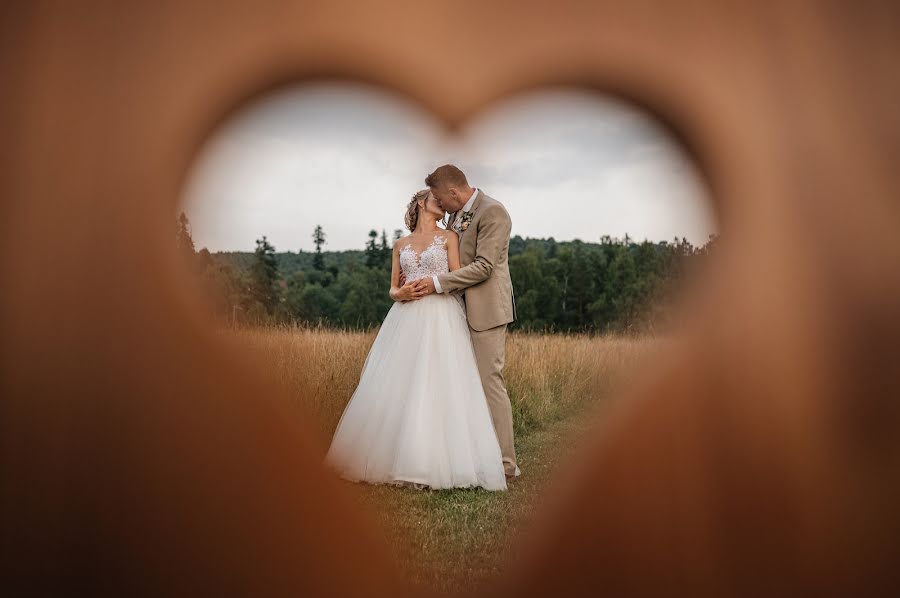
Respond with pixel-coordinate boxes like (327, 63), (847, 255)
(399, 235), (449, 282)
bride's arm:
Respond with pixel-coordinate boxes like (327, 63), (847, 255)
(446, 231), (461, 272)
(389, 243), (403, 301)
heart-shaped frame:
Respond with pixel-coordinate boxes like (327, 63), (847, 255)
(3, 2), (900, 596)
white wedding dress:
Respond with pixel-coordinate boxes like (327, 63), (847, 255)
(324, 234), (508, 491)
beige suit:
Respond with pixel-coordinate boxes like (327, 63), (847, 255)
(438, 190), (518, 476)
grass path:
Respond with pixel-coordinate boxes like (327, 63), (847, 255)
(229, 327), (660, 594)
(337, 400), (609, 595)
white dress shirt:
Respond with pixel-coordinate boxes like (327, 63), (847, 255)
(433, 187), (478, 294)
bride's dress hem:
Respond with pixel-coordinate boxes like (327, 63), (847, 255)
(335, 472), (507, 492)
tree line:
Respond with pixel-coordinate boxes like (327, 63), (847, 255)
(177, 212), (719, 334)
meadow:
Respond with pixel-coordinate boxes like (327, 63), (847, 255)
(224, 325), (664, 594)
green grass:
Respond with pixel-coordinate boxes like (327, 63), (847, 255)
(229, 326), (659, 594)
(325, 398), (609, 595)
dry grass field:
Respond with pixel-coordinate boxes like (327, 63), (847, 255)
(220, 324), (665, 594)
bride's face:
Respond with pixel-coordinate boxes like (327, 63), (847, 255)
(422, 192), (445, 218)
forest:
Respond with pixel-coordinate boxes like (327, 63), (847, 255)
(176, 212), (718, 334)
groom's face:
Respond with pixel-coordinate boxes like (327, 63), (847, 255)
(430, 185), (465, 213)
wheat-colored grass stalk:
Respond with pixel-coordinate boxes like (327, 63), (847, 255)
(505, 332), (657, 434)
(215, 322), (664, 593)
(224, 323), (660, 446)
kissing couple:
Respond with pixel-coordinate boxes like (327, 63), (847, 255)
(325, 164), (519, 491)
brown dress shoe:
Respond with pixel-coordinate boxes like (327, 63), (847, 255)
(505, 465), (522, 480)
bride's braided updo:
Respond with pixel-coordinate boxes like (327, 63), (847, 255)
(404, 188), (431, 232)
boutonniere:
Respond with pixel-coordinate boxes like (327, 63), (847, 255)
(459, 210), (475, 231)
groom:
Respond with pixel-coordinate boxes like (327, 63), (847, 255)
(415, 164), (520, 479)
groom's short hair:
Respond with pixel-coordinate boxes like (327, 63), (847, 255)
(426, 164), (468, 189)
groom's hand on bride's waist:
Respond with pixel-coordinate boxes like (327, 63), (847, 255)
(394, 279), (430, 301)
(418, 277), (436, 296)
(410, 279), (432, 299)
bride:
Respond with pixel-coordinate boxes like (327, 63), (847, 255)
(323, 189), (508, 491)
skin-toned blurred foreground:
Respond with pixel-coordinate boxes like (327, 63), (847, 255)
(2, 1), (899, 596)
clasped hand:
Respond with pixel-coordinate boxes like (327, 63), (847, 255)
(393, 274), (434, 301)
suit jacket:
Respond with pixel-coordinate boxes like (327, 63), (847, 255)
(438, 190), (517, 332)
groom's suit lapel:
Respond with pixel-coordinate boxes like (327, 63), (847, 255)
(446, 190), (479, 231)
(458, 189), (484, 235)
(457, 189), (485, 263)
(445, 190), (485, 264)
(468, 189), (484, 220)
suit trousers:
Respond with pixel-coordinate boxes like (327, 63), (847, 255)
(468, 322), (518, 476)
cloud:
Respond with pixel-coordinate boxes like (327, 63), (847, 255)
(181, 84), (717, 252)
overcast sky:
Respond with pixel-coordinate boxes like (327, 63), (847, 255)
(180, 83), (716, 253)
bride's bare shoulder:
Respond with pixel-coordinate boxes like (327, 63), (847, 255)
(439, 229), (459, 244)
(394, 235), (412, 251)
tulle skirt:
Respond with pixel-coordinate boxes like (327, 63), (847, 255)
(324, 292), (508, 491)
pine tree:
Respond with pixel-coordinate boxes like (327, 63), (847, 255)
(175, 211), (194, 249)
(379, 229), (390, 265)
(175, 211), (196, 267)
(365, 229), (380, 268)
(249, 235), (279, 314)
(312, 225), (326, 271)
